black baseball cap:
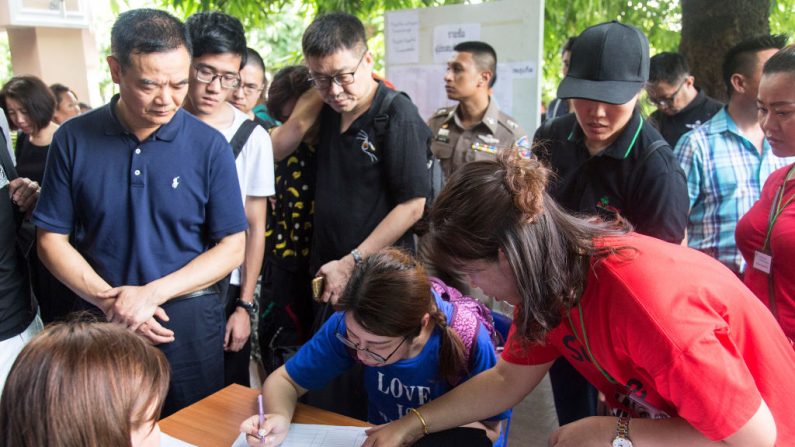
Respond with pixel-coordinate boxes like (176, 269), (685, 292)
(557, 21), (650, 105)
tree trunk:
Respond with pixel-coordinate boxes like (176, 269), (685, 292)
(680, 0), (770, 102)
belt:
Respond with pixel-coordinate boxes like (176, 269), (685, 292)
(173, 284), (221, 301)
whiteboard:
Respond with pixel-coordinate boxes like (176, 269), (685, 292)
(385, 0), (544, 132)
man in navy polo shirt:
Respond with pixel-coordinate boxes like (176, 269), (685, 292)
(32, 9), (247, 415)
(532, 21), (689, 426)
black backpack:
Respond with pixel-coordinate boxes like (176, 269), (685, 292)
(372, 88), (442, 234)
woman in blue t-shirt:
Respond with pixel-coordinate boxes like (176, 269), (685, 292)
(240, 248), (508, 446)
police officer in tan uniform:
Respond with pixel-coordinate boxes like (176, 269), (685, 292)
(428, 41), (530, 180)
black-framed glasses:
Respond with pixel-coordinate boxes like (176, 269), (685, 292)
(335, 317), (407, 364)
(647, 78), (686, 108)
(192, 64), (241, 90)
(309, 51), (367, 90)
(237, 82), (265, 96)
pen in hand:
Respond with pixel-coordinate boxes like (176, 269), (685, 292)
(258, 394), (266, 439)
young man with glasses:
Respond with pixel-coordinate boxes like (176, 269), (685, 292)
(646, 52), (723, 147)
(229, 48), (274, 128)
(674, 34), (790, 276)
(184, 11), (275, 388)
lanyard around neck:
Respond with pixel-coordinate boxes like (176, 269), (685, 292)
(567, 302), (618, 385)
(763, 164), (795, 251)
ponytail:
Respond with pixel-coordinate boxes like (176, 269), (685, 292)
(430, 307), (468, 385)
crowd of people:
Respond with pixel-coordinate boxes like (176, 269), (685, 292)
(0, 6), (794, 447)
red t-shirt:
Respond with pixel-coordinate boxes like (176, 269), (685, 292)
(502, 233), (795, 443)
(736, 163), (795, 342)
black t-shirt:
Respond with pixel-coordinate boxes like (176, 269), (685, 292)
(311, 81), (432, 273)
(15, 133), (49, 184)
(649, 90), (723, 147)
(0, 180), (35, 340)
(533, 111), (689, 243)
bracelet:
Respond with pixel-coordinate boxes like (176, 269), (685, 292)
(407, 408), (429, 435)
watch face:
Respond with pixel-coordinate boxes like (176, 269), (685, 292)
(612, 438), (633, 447)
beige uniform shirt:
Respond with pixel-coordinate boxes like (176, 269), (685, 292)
(427, 99), (530, 179)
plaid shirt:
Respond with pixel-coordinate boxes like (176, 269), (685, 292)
(675, 107), (792, 273)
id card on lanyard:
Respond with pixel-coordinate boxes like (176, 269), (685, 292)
(754, 164), (795, 318)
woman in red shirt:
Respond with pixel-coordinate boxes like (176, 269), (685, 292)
(363, 152), (795, 446)
(736, 45), (795, 343)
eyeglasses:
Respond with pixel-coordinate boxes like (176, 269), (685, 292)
(237, 82), (265, 96)
(309, 51), (367, 90)
(335, 317), (407, 364)
(647, 78), (686, 108)
(193, 64), (241, 90)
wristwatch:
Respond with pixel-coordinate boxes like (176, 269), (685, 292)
(350, 248), (363, 265)
(611, 416), (633, 447)
(235, 298), (255, 316)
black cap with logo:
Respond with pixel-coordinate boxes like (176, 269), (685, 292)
(557, 21), (650, 105)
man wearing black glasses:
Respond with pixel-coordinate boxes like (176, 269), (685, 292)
(183, 11), (275, 390)
(276, 12), (431, 306)
(269, 11), (431, 420)
(646, 52), (722, 147)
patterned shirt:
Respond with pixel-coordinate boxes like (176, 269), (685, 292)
(265, 139), (316, 262)
(674, 107), (792, 273)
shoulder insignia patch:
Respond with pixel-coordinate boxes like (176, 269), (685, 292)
(514, 135), (530, 149)
(434, 107), (452, 117)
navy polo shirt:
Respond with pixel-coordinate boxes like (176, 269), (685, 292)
(32, 95), (247, 287)
(533, 110), (688, 243)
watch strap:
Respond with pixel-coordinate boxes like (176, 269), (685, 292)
(235, 298), (255, 314)
(351, 248), (363, 265)
(614, 416), (631, 443)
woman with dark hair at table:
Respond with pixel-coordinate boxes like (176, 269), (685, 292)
(0, 320), (170, 446)
(240, 248), (508, 447)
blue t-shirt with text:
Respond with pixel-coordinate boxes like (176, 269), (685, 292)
(286, 292), (511, 425)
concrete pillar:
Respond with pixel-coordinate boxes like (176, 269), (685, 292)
(7, 26), (100, 107)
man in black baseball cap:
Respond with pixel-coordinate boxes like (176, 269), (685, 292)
(533, 20), (689, 426)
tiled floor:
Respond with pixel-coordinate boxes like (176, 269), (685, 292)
(507, 373), (559, 446)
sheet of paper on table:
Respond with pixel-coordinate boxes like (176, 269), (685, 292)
(231, 423), (366, 447)
(161, 432), (198, 447)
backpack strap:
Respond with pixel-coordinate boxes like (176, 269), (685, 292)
(230, 119), (259, 159)
(372, 87), (407, 154)
(428, 277), (498, 374)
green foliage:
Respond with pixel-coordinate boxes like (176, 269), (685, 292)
(770, 0), (795, 36)
(0, 32), (13, 85)
(160, 0), (465, 75)
(158, 0), (686, 104)
(542, 0), (681, 106)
